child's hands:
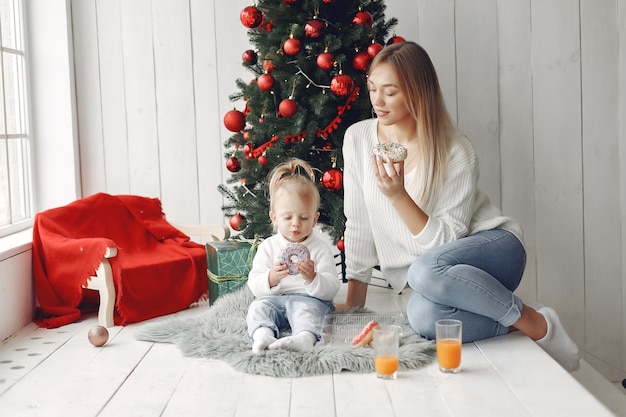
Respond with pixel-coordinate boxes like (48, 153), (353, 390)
(268, 261), (289, 287)
(296, 259), (316, 284)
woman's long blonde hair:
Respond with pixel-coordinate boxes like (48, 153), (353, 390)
(369, 41), (460, 207)
(268, 158), (320, 212)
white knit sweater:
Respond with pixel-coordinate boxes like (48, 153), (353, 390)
(247, 232), (340, 302)
(343, 118), (524, 292)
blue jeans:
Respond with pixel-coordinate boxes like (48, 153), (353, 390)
(247, 294), (334, 339)
(407, 229), (526, 343)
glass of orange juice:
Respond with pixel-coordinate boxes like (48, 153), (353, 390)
(373, 326), (400, 379)
(435, 319), (462, 373)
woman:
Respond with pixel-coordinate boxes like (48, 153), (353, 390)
(341, 41), (579, 371)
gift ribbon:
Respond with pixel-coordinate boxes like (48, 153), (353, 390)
(206, 235), (261, 283)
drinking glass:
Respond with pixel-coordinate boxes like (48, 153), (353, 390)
(373, 326), (400, 379)
(435, 319), (462, 373)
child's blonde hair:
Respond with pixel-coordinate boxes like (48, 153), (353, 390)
(268, 158), (320, 212)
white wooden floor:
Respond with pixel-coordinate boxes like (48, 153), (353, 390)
(0, 282), (622, 417)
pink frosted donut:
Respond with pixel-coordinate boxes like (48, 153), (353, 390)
(372, 142), (407, 163)
(278, 243), (310, 275)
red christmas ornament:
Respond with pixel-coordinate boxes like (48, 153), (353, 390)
(352, 51), (370, 72)
(226, 156), (241, 172)
(304, 19), (325, 38)
(353, 10), (373, 27)
(229, 213), (246, 231)
(263, 60), (275, 73)
(278, 98), (297, 118)
(242, 49), (257, 64)
(223, 109), (246, 132)
(243, 130), (251, 141)
(257, 73), (275, 91)
(337, 238), (345, 252)
(322, 0), (335, 3)
(243, 142), (254, 159)
(330, 74), (355, 97)
(387, 35), (406, 45)
(367, 42), (383, 58)
(240, 6), (262, 28)
(283, 37), (301, 56)
(284, 0), (297, 4)
(317, 52), (334, 70)
(321, 168), (343, 191)
(258, 154), (268, 165)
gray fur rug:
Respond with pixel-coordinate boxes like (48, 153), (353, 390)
(135, 286), (435, 378)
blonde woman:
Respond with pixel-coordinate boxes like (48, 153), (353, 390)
(246, 158), (340, 353)
(341, 41), (579, 371)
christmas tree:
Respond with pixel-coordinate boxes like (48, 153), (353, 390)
(220, 0), (400, 245)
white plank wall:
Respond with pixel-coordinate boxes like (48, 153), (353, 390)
(620, 0), (626, 378)
(497, 0), (537, 304)
(68, 0), (626, 381)
(531, 0), (585, 354)
(580, 0), (623, 379)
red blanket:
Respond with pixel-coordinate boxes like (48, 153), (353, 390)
(32, 193), (208, 328)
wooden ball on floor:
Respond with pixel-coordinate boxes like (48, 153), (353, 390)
(88, 325), (109, 347)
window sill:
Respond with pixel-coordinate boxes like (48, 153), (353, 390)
(0, 228), (33, 261)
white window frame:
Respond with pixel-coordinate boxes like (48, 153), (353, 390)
(0, 0), (33, 238)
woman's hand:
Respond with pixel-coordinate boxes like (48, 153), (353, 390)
(372, 154), (407, 200)
(372, 154), (429, 235)
(336, 279), (368, 310)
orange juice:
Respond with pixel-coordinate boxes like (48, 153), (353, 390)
(436, 338), (461, 369)
(374, 354), (399, 375)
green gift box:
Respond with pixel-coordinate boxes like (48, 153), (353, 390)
(205, 239), (258, 305)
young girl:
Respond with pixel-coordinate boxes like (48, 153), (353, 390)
(341, 41), (580, 371)
(246, 158), (340, 353)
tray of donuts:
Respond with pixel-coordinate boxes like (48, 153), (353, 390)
(320, 313), (408, 346)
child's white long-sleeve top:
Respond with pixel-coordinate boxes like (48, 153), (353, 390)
(247, 232), (340, 302)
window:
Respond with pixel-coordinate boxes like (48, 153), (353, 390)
(0, 0), (31, 237)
